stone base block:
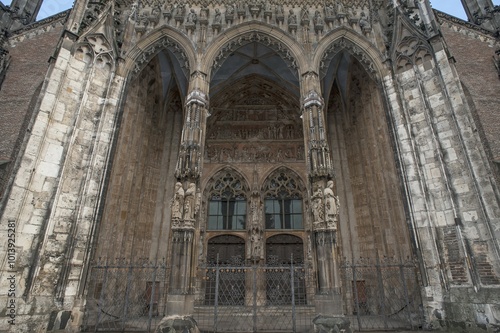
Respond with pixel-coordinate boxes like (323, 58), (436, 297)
(312, 315), (352, 333)
(315, 293), (343, 316)
(155, 315), (200, 333)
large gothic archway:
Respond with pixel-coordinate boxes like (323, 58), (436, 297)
(93, 46), (189, 261)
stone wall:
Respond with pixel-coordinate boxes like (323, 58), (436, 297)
(0, 20), (64, 204)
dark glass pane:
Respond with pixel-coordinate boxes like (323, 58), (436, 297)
(208, 216), (220, 230)
(208, 201), (221, 215)
(292, 214), (303, 229)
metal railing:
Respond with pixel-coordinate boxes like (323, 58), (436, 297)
(341, 256), (424, 331)
(194, 256), (315, 333)
(82, 259), (168, 332)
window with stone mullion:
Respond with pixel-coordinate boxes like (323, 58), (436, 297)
(262, 168), (304, 230)
(206, 169), (249, 231)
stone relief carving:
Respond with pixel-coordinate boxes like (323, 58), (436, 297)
(205, 106), (304, 163)
(75, 0), (398, 62)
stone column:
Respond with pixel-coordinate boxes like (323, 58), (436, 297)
(300, 79), (342, 315)
(167, 84), (209, 316)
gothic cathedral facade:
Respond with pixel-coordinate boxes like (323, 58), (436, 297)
(0, 0), (500, 332)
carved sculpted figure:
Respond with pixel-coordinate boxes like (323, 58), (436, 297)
(325, 4), (335, 18)
(311, 185), (324, 225)
(314, 10), (324, 26)
(213, 8), (222, 25)
(359, 12), (371, 31)
(276, 4), (284, 16)
(172, 182), (184, 221)
(288, 9), (297, 25)
(183, 182), (196, 221)
(186, 8), (197, 24)
(301, 7), (310, 25)
(324, 180), (338, 230)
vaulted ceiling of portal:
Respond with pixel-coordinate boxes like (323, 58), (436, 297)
(210, 41), (300, 103)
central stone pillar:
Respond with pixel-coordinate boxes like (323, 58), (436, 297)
(166, 85), (209, 318)
(300, 74), (343, 318)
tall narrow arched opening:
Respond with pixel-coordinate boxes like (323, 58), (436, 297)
(322, 49), (411, 261)
(93, 48), (188, 261)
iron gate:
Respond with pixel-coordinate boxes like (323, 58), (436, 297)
(194, 260), (315, 333)
(82, 259), (168, 332)
(341, 257), (424, 331)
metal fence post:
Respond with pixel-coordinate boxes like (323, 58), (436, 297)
(376, 255), (387, 329)
(122, 263), (134, 331)
(253, 266), (257, 333)
(214, 255), (220, 333)
(291, 254), (296, 333)
(399, 259), (413, 329)
(95, 263), (109, 333)
(147, 264), (158, 332)
(352, 262), (361, 330)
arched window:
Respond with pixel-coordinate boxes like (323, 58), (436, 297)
(205, 169), (249, 230)
(262, 168), (305, 230)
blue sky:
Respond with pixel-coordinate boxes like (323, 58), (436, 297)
(9, 0), (498, 22)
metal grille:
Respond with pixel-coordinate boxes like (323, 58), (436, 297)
(82, 259), (168, 332)
(195, 259), (315, 332)
(341, 257), (424, 331)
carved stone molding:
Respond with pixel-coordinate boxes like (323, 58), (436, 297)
(212, 32), (299, 77)
(131, 36), (190, 78)
(320, 37), (377, 80)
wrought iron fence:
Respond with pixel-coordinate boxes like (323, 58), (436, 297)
(341, 257), (424, 331)
(82, 259), (168, 332)
(194, 257), (315, 333)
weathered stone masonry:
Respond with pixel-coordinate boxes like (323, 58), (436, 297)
(0, 0), (499, 332)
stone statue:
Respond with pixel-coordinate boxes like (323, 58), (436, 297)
(183, 182), (196, 221)
(226, 4), (235, 16)
(314, 10), (324, 32)
(250, 227), (262, 258)
(172, 182), (184, 220)
(213, 8), (222, 25)
(312, 185), (324, 224)
(359, 12), (371, 32)
(288, 9), (297, 25)
(324, 180), (338, 230)
(325, 4), (335, 19)
(186, 8), (197, 24)
(300, 7), (310, 25)
(276, 4), (284, 16)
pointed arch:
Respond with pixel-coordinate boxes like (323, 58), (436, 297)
(202, 22), (309, 80)
(261, 166), (306, 199)
(203, 167), (251, 231)
(313, 28), (389, 82)
(120, 26), (197, 82)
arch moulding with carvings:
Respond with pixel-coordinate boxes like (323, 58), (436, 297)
(201, 22), (309, 81)
(312, 28), (389, 81)
(119, 26), (197, 80)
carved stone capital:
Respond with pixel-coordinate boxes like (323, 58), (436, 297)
(186, 89), (208, 107)
(303, 90), (324, 109)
